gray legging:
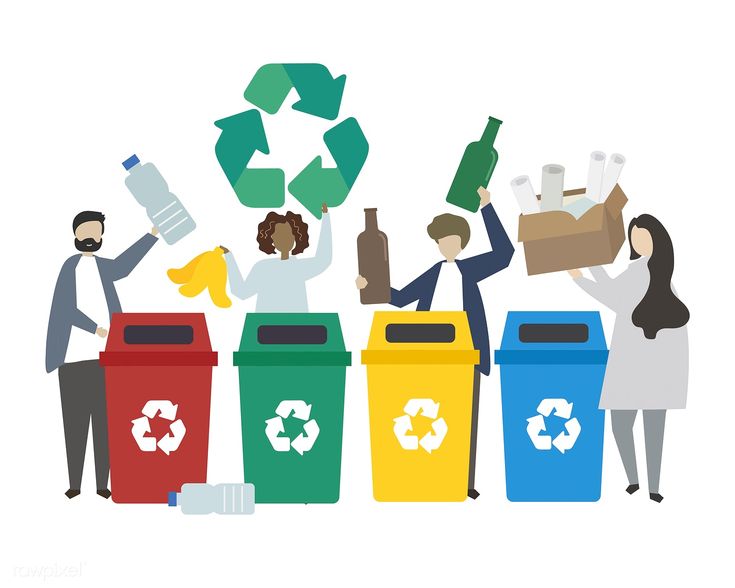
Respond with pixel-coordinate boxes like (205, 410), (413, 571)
(610, 409), (666, 493)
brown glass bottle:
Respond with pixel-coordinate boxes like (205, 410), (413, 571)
(357, 208), (391, 304)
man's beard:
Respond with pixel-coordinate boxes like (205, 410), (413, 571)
(75, 238), (102, 252)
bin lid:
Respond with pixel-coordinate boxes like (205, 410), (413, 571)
(99, 313), (218, 367)
(361, 311), (480, 366)
(233, 313), (351, 367)
(494, 311), (608, 365)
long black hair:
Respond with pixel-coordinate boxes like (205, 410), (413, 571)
(629, 214), (689, 339)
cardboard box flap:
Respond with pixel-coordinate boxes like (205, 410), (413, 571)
(518, 185), (628, 243)
(604, 184), (627, 219)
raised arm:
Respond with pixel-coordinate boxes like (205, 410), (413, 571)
(224, 252), (259, 300)
(589, 265), (614, 285)
(299, 211), (332, 280)
(107, 231), (158, 281)
(459, 200), (515, 283)
(571, 266), (619, 310)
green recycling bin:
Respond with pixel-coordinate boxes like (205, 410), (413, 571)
(234, 313), (352, 503)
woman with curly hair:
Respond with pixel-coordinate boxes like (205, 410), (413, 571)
(220, 203), (332, 311)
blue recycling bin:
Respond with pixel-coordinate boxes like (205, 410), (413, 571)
(494, 311), (609, 501)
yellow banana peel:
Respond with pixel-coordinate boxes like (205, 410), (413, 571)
(168, 247), (232, 308)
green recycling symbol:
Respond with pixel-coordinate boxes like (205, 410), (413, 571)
(214, 63), (369, 218)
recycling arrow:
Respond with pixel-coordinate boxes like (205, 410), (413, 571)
(526, 397), (582, 453)
(291, 419), (320, 455)
(552, 417), (581, 454)
(403, 398), (440, 420)
(215, 63), (368, 217)
(419, 417), (448, 454)
(536, 398), (574, 420)
(275, 400), (312, 421)
(265, 416), (291, 452)
(393, 398), (449, 453)
(393, 414), (419, 450)
(264, 400), (320, 455)
(526, 414), (552, 450)
(288, 117), (369, 218)
(141, 400), (178, 421)
(131, 400), (187, 455)
(244, 63), (346, 121)
(158, 419), (187, 455)
(131, 416), (156, 452)
(214, 109), (285, 208)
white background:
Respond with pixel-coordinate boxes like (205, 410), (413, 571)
(1, 1), (733, 586)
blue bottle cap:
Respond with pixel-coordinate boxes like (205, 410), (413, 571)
(122, 154), (140, 170)
(167, 491), (178, 507)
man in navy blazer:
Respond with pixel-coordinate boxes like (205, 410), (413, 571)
(357, 187), (514, 498)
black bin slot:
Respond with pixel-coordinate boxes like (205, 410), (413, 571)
(258, 325), (327, 345)
(386, 323), (456, 343)
(519, 323), (589, 343)
(124, 325), (194, 345)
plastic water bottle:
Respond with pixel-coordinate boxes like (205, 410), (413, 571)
(122, 154), (196, 244)
(168, 483), (255, 515)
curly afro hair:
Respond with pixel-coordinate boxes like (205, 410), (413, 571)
(256, 211), (310, 255)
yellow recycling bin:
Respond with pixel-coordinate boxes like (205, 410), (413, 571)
(361, 311), (480, 501)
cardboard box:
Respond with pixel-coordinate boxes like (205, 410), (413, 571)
(518, 184), (628, 275)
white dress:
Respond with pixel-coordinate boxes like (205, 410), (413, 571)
(574, 258), (689, 410)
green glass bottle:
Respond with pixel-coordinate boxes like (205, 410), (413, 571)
(446, 116), (503, 212)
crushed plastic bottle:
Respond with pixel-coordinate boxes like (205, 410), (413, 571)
(168, 483), (255, 515)
(122, 154), (196, 244)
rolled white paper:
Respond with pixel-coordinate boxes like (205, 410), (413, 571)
(585, 151), (606, 202)
(601, 153), (626, 200)
(511, 175), (540, 215)
(540, 164), (564, 212)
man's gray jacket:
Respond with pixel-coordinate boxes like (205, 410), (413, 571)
(45, 233), (158, 373)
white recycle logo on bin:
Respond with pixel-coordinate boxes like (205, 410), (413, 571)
(526, 398), (581, 454)
(131, 400), (187, 455)
(393, 398), (448, 454)
(265, 400), (320, 456)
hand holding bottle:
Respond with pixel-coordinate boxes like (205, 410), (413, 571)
(446, 116), (502, 212)
(477, 186), (491, 208)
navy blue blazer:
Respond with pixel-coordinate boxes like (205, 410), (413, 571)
(389, 203), (514, 375)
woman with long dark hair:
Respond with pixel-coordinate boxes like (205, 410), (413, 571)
(569, 214), (689, 503)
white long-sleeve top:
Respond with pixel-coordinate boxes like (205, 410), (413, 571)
(224, 213), (332, 312)
(574, 259), (688, 409)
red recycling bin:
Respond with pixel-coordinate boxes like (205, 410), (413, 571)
(99, 313), (218, 503)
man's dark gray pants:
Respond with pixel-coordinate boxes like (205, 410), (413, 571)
(58, 360), (109, 491)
